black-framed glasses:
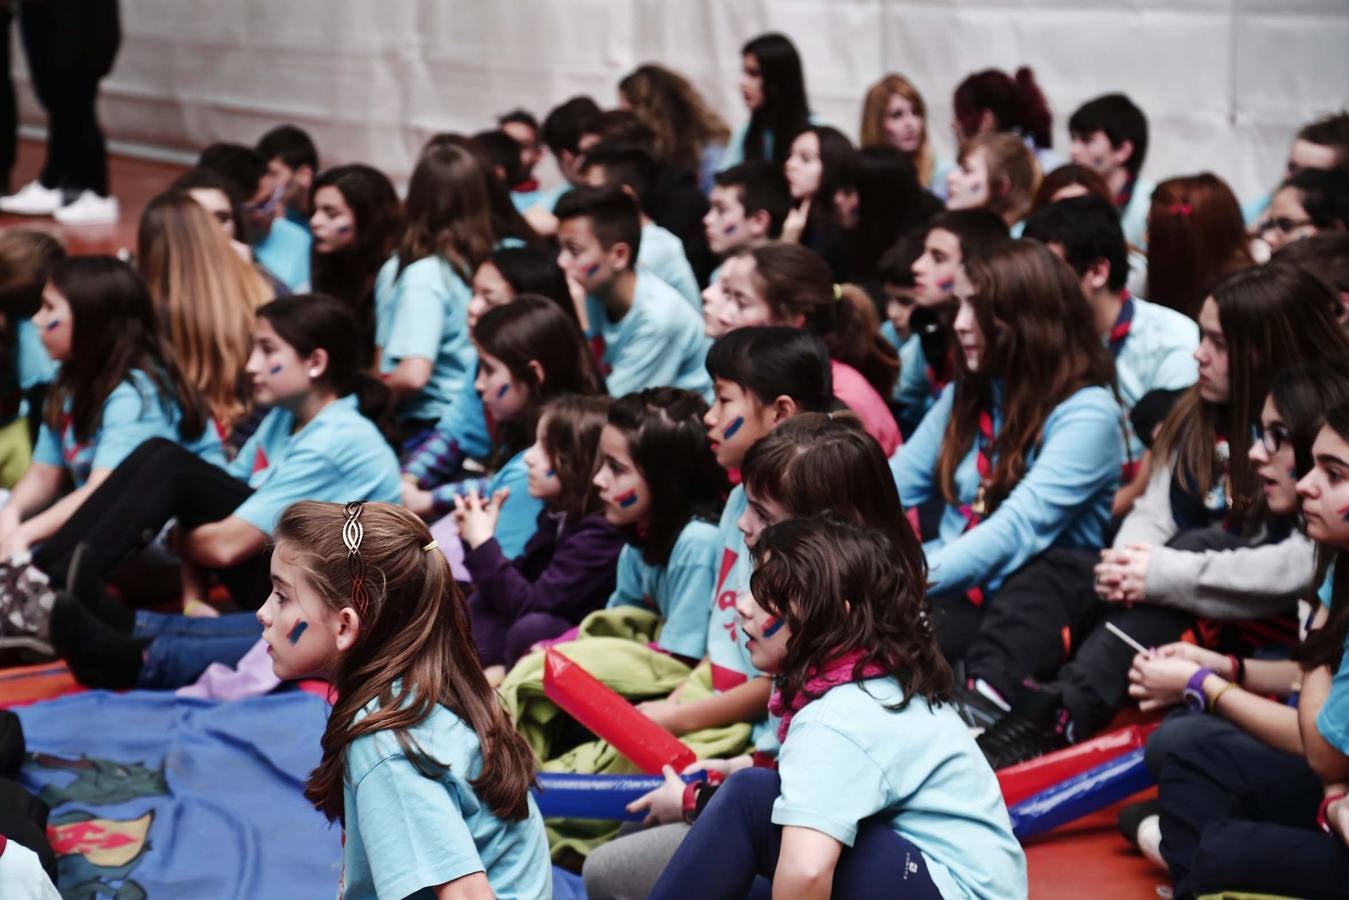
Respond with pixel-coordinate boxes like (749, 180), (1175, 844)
(1252, 422), (1291, 454)
(1259, 216), (1314, 236)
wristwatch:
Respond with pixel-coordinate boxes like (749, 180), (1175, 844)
(1184, 667), (1215, 711)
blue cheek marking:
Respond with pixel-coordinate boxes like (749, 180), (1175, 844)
(762, 617), (785, 638)
(585, 263), (601, 279)
(496, 384), (509, 399)
(938, 278), (955, 292)
(722, 416), (745, 440)
(722, 224), (737, 235)
(287, 620), (308, 645)
(334, 223), (352, 234)
(45, 320), (61, 332)
(545, 468), (556, 478)
(269, 364), (284, 376)
(616, 489), (639, 508)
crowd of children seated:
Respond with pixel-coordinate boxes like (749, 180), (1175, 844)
(2, 27), (1349, 900)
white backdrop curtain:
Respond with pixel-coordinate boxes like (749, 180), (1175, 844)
(11, 0), (1349, 199)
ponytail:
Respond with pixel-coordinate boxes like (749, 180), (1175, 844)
(826, 284), (900, 400)
(1014, 67), (1053, 150)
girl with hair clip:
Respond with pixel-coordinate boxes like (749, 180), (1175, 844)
(1116, 401), (1349, 897)
(946, 132), (1042, 231)
(308, 163), (403, 369)
(260, 500), (552, 899)
(889, 240), (1122, 665)
(0, 257), (223, 562)
(647, 516), (1026, 900)
(711, 242), (902, 455)
(14, 294), (401, 687)
(780, 125), (856, 280)
(403, 296), (603, 560)
(1146, 173), (1255, 321)
(459, 394), (625, 681)
(952, 66), (1057, 175)
(373, 142), (498, 445)
(840, 145), (944, 284)
(721, 33), (813, 171)
(137, 191), (273, 447)
(618, 63), (731, 194)
(976, 264), (1349, 770)
(1113, 357), (1349, 872)
(0, 229), (61, 489)
(465, 245), (577, 330)
(859, 73), (940, 189)
(584, 410), (922, 900)
(897, 209), (1010, 434)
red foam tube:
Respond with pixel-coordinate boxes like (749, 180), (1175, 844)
(542, 648), (697, 774)
(996, 723), (1156, 807)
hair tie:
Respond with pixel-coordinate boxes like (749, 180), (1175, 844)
(422, 540), (438, 552)
(832, 283), (843, 301)
(342, 501), (369, 619)
(1168, 203), (1193, 217)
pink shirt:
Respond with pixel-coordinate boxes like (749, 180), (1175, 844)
(831, 359), (902, 456)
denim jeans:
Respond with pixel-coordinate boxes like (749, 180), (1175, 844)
(134, 611), (261, 690)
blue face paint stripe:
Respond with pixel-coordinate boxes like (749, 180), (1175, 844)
(616, 489), (639, 508)
(761, 616), (785, 638)
(585, 262), (601, 279)
(722, 416), (745, 440)
(496, 383), (509, 399)
(269, 364), (283, 375)
(45, 320), (61, 331)
(287, 620), (308, 644)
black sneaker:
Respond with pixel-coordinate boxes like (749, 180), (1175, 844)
(953, 682), (1010, 733)
(1117, 798), (1162, 848)
(976, 683), (1071, 770)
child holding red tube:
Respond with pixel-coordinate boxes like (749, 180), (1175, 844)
(648, 515), (1025, 900)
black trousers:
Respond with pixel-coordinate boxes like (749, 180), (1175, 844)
(960, 548), (1105, 698)
(32, 437), (269, 610)
(17, 0), (120, 196)
(0, 7), (15, 191)
(1153, 713), (1349, 899)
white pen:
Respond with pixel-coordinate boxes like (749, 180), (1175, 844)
(1105, 621), (1151, 656)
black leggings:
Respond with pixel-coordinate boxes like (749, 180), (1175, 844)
(32, 438), (269, 609)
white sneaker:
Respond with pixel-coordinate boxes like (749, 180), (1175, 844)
(53, 190), (119, 225)
(0, 180), (63, 216)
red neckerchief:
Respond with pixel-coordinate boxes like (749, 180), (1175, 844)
(925, 351), (956, 399)
(769, 649), (888, 742)
(958, 409), (997, 607)
(1114, 176), (1137, 211)
(1109, 292), (1135, 358)
(513, 177), (540, 193)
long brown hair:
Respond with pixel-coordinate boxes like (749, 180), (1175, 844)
(618, 64), (730, 176)
(749, 515), (952, 712)
(746, 243), (900, 398)
(1146, 173), (1254, 321)
(1153, 264), (1349, 529)
(397, 142), (495, 283)
(937, 240), (1115, 510)
(280, 501), (537, 822)
(138, 191), (271, 429)
(859, 74), (934, 187)
(538, 394), (610, 520)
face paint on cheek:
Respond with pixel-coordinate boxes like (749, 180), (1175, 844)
(723, 223), (737, 236)
(722, 416), (745, 440)
(496, 383), (509, 400)
(269, 364), (283, 376)
(761, 616), (785, 638)
(615, 489), (639, 508)
(545, 468), (556, 478)
(45, 320), (61, 332)
(333, 223), (352, 234)
(287, 620), (308, 645)
(585, 262), (601, 279)
(938, 278), (955, 292)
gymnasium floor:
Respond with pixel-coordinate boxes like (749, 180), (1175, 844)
(0, 139), (1169, 898)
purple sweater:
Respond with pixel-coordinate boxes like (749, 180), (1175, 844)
(462, 510), (625, 623)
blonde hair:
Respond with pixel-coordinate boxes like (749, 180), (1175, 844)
(274, 501), (538, 823)
(860, 74), (935, 187)
(137, 191), (271, 429)
(618, 64), (731, 175)
(961, 132), (1041, 226)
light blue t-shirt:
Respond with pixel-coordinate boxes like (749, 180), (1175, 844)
(438, 448), (545, 559)
(227, 395), (400, 535)
(893, 332), (934, 434)
(1120, 179), (1154, 249)
(890, 382), (1123, 599)
(341, 696), (552, 900)
(607, 518), (720, 659)
(511, 184), (567, 214)
(639, 222), (700, 310)
(718, 115), (824, 172)
(1, 318), (56, 427)
(33, 369), (225, 487)
(1114, 295), (1199, 462)
(774, 677), (1027, 900)
(253, 218), (312, 293)
(585, 271), (712, 399)
(378, 254), (479, 423)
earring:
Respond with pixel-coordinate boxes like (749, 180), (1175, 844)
(308, 369), (320, 378)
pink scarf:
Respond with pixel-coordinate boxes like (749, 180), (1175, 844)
(768, 649), (888, 742)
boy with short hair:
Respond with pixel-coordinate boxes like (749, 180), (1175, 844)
(580, 143), (700, 310)
(256, 124), (318, 230)
(497, 108), (543, 191)
(198, 142), (311, 292)
(1246, 111), (1349, 225)
(555, 185), (710, 398)
(1068, 93), (1151, 247)
(703, 162), (791, 281)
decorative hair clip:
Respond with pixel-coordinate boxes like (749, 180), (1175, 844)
(342, 501), (369, 618)
(832, 283), (843, 301)
(422, 540), (438, 553)
(1168, 203), (1193, 217)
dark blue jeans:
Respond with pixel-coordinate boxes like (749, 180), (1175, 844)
(134, 610), (261, 689)
(648, 768), (943, 900)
